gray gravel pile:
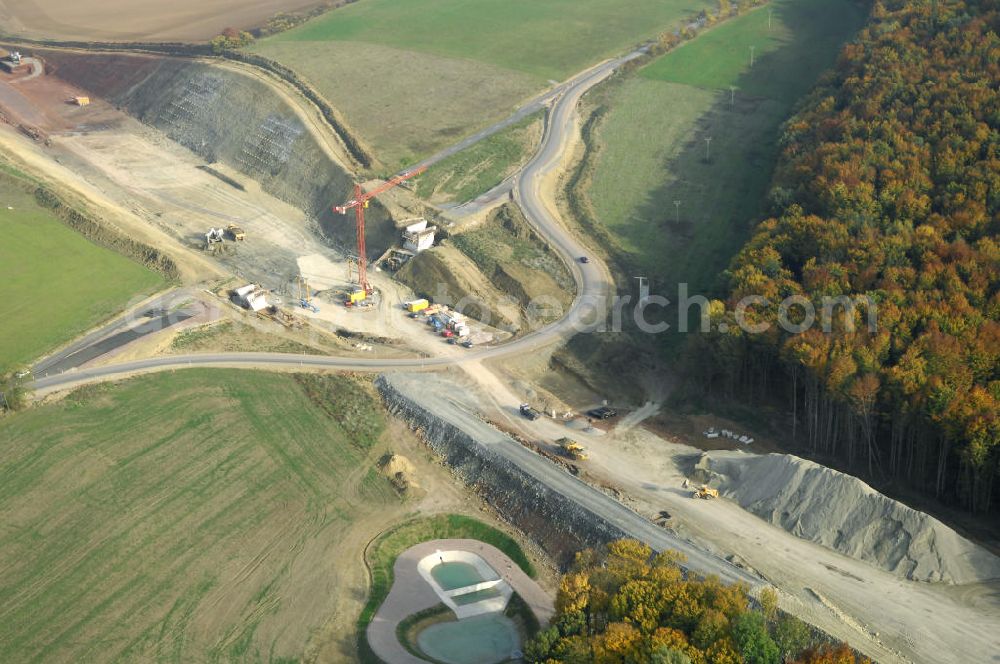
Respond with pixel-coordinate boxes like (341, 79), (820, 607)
(701, 451), (1000, 584)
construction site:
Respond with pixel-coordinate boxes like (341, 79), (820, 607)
(1, 12), (999, 664)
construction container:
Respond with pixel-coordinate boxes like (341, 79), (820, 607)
(405, 298), (429, 313)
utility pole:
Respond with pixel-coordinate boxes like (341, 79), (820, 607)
(704, 136), (713, 162)
(729, 86), (736, 110)
(673, 200), (681, 224)
(768, 9), (773, 30)
(749, 45), (756, 67)
(635, 276), (650, 304)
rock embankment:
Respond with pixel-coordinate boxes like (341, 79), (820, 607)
(376, 374), (627, 562)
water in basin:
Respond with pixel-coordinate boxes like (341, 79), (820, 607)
(432, 561), (489, 590)
(417, 613), (519, 664)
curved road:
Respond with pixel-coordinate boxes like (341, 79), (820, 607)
(30, 52), (640, 395)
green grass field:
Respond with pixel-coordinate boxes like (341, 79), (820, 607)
(583, 0), (866, 299)
(0, 370), (399, 662)
(255, 0), (713, 165)
(415, 112), (542, 204)
(268, 0), (713, 80)
(642, 0), (866, 102)
(0, 174), (163, 370)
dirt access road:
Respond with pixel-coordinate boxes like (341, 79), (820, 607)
(499, 383), (1000, 663)
(15, 42), (997, 664)
(28, 50), (630, 393)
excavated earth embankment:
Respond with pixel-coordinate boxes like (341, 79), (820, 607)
(694, 451), (1000, 584)
(35, 49), (400, 256)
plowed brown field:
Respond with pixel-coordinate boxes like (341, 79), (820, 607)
(0, 0), (323, 41)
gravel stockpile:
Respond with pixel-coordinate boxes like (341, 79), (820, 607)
(700, 452), (1000, 584)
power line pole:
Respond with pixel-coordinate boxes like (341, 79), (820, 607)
(729, 86), (736, 110)
(768, 9), (773, 30)
(704, 136), (713, 162)
(673, 200), (681, 224)
(749, 45), (756, 67)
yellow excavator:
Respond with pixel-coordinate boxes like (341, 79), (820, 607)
(693, 484), (719, 500)
(558, 438), (588, 461)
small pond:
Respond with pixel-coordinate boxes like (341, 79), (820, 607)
(417, 613), (520, 664)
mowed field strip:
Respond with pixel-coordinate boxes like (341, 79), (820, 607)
(0, 370), (400, 662)
(0, 170), (162, 370)
(254, 0), (714, 165)
(583, 0), (868, 295)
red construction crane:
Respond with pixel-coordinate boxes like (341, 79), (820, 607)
(333, 166), (427, 295)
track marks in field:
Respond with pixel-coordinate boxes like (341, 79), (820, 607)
(0, 370), (402, 662)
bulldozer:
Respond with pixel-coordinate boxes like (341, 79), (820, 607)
(558, 438), (588, 461)
(692, 484), (719, 500)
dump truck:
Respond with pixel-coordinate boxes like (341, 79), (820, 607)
(587, 406), (618, 420)
(405, 298), (429, 313)
(226, 223), (246, 241)
(693, 485), (719, 500)
(558, 438), (588, 460)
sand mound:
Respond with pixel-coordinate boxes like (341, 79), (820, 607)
(380, 454), (419, 493)
(701, 452), (1000, 584)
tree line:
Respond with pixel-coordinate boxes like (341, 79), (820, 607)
(690, 0), (1000, 513)
(524, 539), (866, 663)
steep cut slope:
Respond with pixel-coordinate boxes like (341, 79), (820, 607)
(41, 50), (400, 256)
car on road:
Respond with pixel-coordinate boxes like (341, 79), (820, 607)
(579, 256), (589, 263)
(587, 406), (618, 420)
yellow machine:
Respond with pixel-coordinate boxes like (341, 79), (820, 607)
(406, 298), (429, 313)
(693, 485), (719, 500)
(348, 289), (367, 304)
(558, 438), (588, 461)
(226, 223), (245, 241)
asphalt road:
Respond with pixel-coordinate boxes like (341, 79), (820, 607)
(403, 49), (644, 176)
(30, 50), (643, 393)
(34, 311), (193, 378)
(31, 290), (194, 379)
(383, 373), (761, 587)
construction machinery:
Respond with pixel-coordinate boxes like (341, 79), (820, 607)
(587, 406), (618, 420)
(295, 276), (320, 313)
(558, 438), (588, 461)
(226, 223), (245, 241)
(347, 289), (367, 306)
(206, 228), (224, 244)
(333, 167), (426, 297)
(519, 404), (540, 421)
(693, 485), (720, 500)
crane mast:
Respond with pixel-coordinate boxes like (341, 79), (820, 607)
(333, 167), (426, 295)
